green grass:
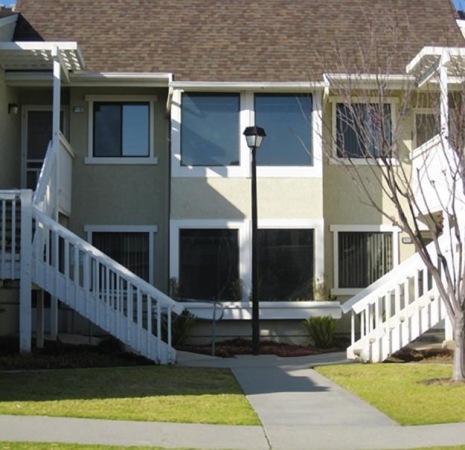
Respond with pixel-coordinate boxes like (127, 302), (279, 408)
(0, 444), (197, 450)
(317, 363), (465, 425)
(0, 366), (259, 426)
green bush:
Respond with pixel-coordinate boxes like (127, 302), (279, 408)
(301, 316), (336, 348)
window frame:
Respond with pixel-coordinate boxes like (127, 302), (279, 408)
(85, 95), (158, 165)
(331, 97), (398, 165)
(170, 219), (248, 301)
(171, 89), (323, 178)
(330, 224), (400, 295)
(85, 225), (157, 284)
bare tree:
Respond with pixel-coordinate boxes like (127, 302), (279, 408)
(318, 9), (465, 380)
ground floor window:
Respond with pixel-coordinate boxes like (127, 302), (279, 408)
(258, 229), (314, 301)
(333, 228), (395, 291)
(178, 228), (240, 301)
(92, 232), (150, 282)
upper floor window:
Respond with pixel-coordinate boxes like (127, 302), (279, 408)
(93, 102), (150, 157)
(255, 94), (312, 166)
(85, 95), (157, 165)
(181, 93), (240, 166)
(336, 103), (392, 158)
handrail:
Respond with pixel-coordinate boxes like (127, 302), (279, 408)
(32, 140), (54, 213)
(32, 207), (184, 316)
(341, 237), (441, 314)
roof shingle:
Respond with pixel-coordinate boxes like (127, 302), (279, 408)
(13, 0), (465, 82)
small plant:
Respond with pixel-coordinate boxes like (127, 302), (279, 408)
(301, 316), (336, 348)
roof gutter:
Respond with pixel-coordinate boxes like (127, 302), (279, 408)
(169, 80), (327, 92)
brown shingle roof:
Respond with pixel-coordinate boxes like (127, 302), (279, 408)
(13, 0), (465, 82)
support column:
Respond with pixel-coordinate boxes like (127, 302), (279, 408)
(19, 190), (33, 353)
(36, 290), (44, 349)
(49, 46), (62, 341)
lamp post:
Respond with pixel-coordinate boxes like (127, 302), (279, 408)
(243, 126), (266, 355)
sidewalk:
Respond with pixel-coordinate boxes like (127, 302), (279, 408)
(2, 351), (465, 449)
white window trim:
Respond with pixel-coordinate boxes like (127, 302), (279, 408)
(170, 218), (324, 304)
(171, 90), (322, 178)
(85, 225), (158, 285)
(85, 95), (158, 165)
(330, 224), (400, 296)
(330, 97), (398, 166)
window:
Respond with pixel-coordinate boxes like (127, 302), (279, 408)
(93, 102), (150, 157)
(181, 93), (240, 166)
(178, 229), (240, 301)
(92, 232), (150, 282)
(255, 94), (312, 166)
(258, 229), (314, 300)
(338, 231), (393, 288)
(415, 111), (440, 148)
(336, 103), (392, 158)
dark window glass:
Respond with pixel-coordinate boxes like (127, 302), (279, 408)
(181, 94), (240, 166)
(258, 229), (314, 300)
(179, 229), (240, 301)
(416, 113), (440, 147)
(338, 232), (393, 288)
(255, 94), (312, 166)
(92, 232), (150, 282)
(336, 103), (392, 158)
(93, 102), (149, 157)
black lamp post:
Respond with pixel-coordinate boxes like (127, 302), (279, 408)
(243, 126), (266, 355)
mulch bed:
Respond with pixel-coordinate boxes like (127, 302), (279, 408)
(178, 337), (346, 358)
(386, 347), (453, 364)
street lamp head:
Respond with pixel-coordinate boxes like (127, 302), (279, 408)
(243, 126), (266, 150)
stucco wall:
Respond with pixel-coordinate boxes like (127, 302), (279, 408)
(0, 69), (21, 189)
(171, 178), (323, 219)
(67, 87), (170, 291)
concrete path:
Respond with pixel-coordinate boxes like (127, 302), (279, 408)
(2, 351), (465, 449)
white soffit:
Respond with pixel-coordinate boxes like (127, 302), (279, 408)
(0, 41), (85, 71)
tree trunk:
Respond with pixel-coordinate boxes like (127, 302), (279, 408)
(452, 313), (465, 381)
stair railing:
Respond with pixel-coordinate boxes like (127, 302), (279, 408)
(31, 208), (184, 363)
(0, 190), (22, 280)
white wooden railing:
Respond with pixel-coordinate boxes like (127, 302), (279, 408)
(342, 238), (448, 362)
(33, 132), (74, 217)
(0, 191), (22, 280)
(31, 208), (183, 364)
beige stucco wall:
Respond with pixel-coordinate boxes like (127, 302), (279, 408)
(0, 69), (21, 189)
(171, 178), (323, 219)
(67, 87), (170, 291)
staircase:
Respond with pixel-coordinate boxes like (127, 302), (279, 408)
(0, 135), (184, 364)
(343, 238), (449, 363)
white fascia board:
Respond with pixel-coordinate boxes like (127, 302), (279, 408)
(70, 71), (173, 87)
(169, 80), (327, 91)
(323, 73), (414, 89)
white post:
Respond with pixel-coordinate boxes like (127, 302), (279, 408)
(19, 190), (33, 353)
(36, 290), (44, 348)
(439, 50), (450, 139)
(49, 46), (62, 341)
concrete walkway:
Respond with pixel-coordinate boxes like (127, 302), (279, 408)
(2, 351), (465, 449)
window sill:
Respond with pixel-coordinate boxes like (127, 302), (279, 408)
(85, 157), (158, 165)
(331, 288), (364, 296)
(171, 165), (322, 178)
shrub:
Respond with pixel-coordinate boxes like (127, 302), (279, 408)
(301, 316), (336, 348)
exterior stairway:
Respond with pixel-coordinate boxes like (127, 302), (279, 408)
(343, 235), (450, 363)
(0, 136), (183, 364)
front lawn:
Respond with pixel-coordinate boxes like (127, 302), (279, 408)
(0, 366), (259, 426)
(316, 363), (465, 425)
